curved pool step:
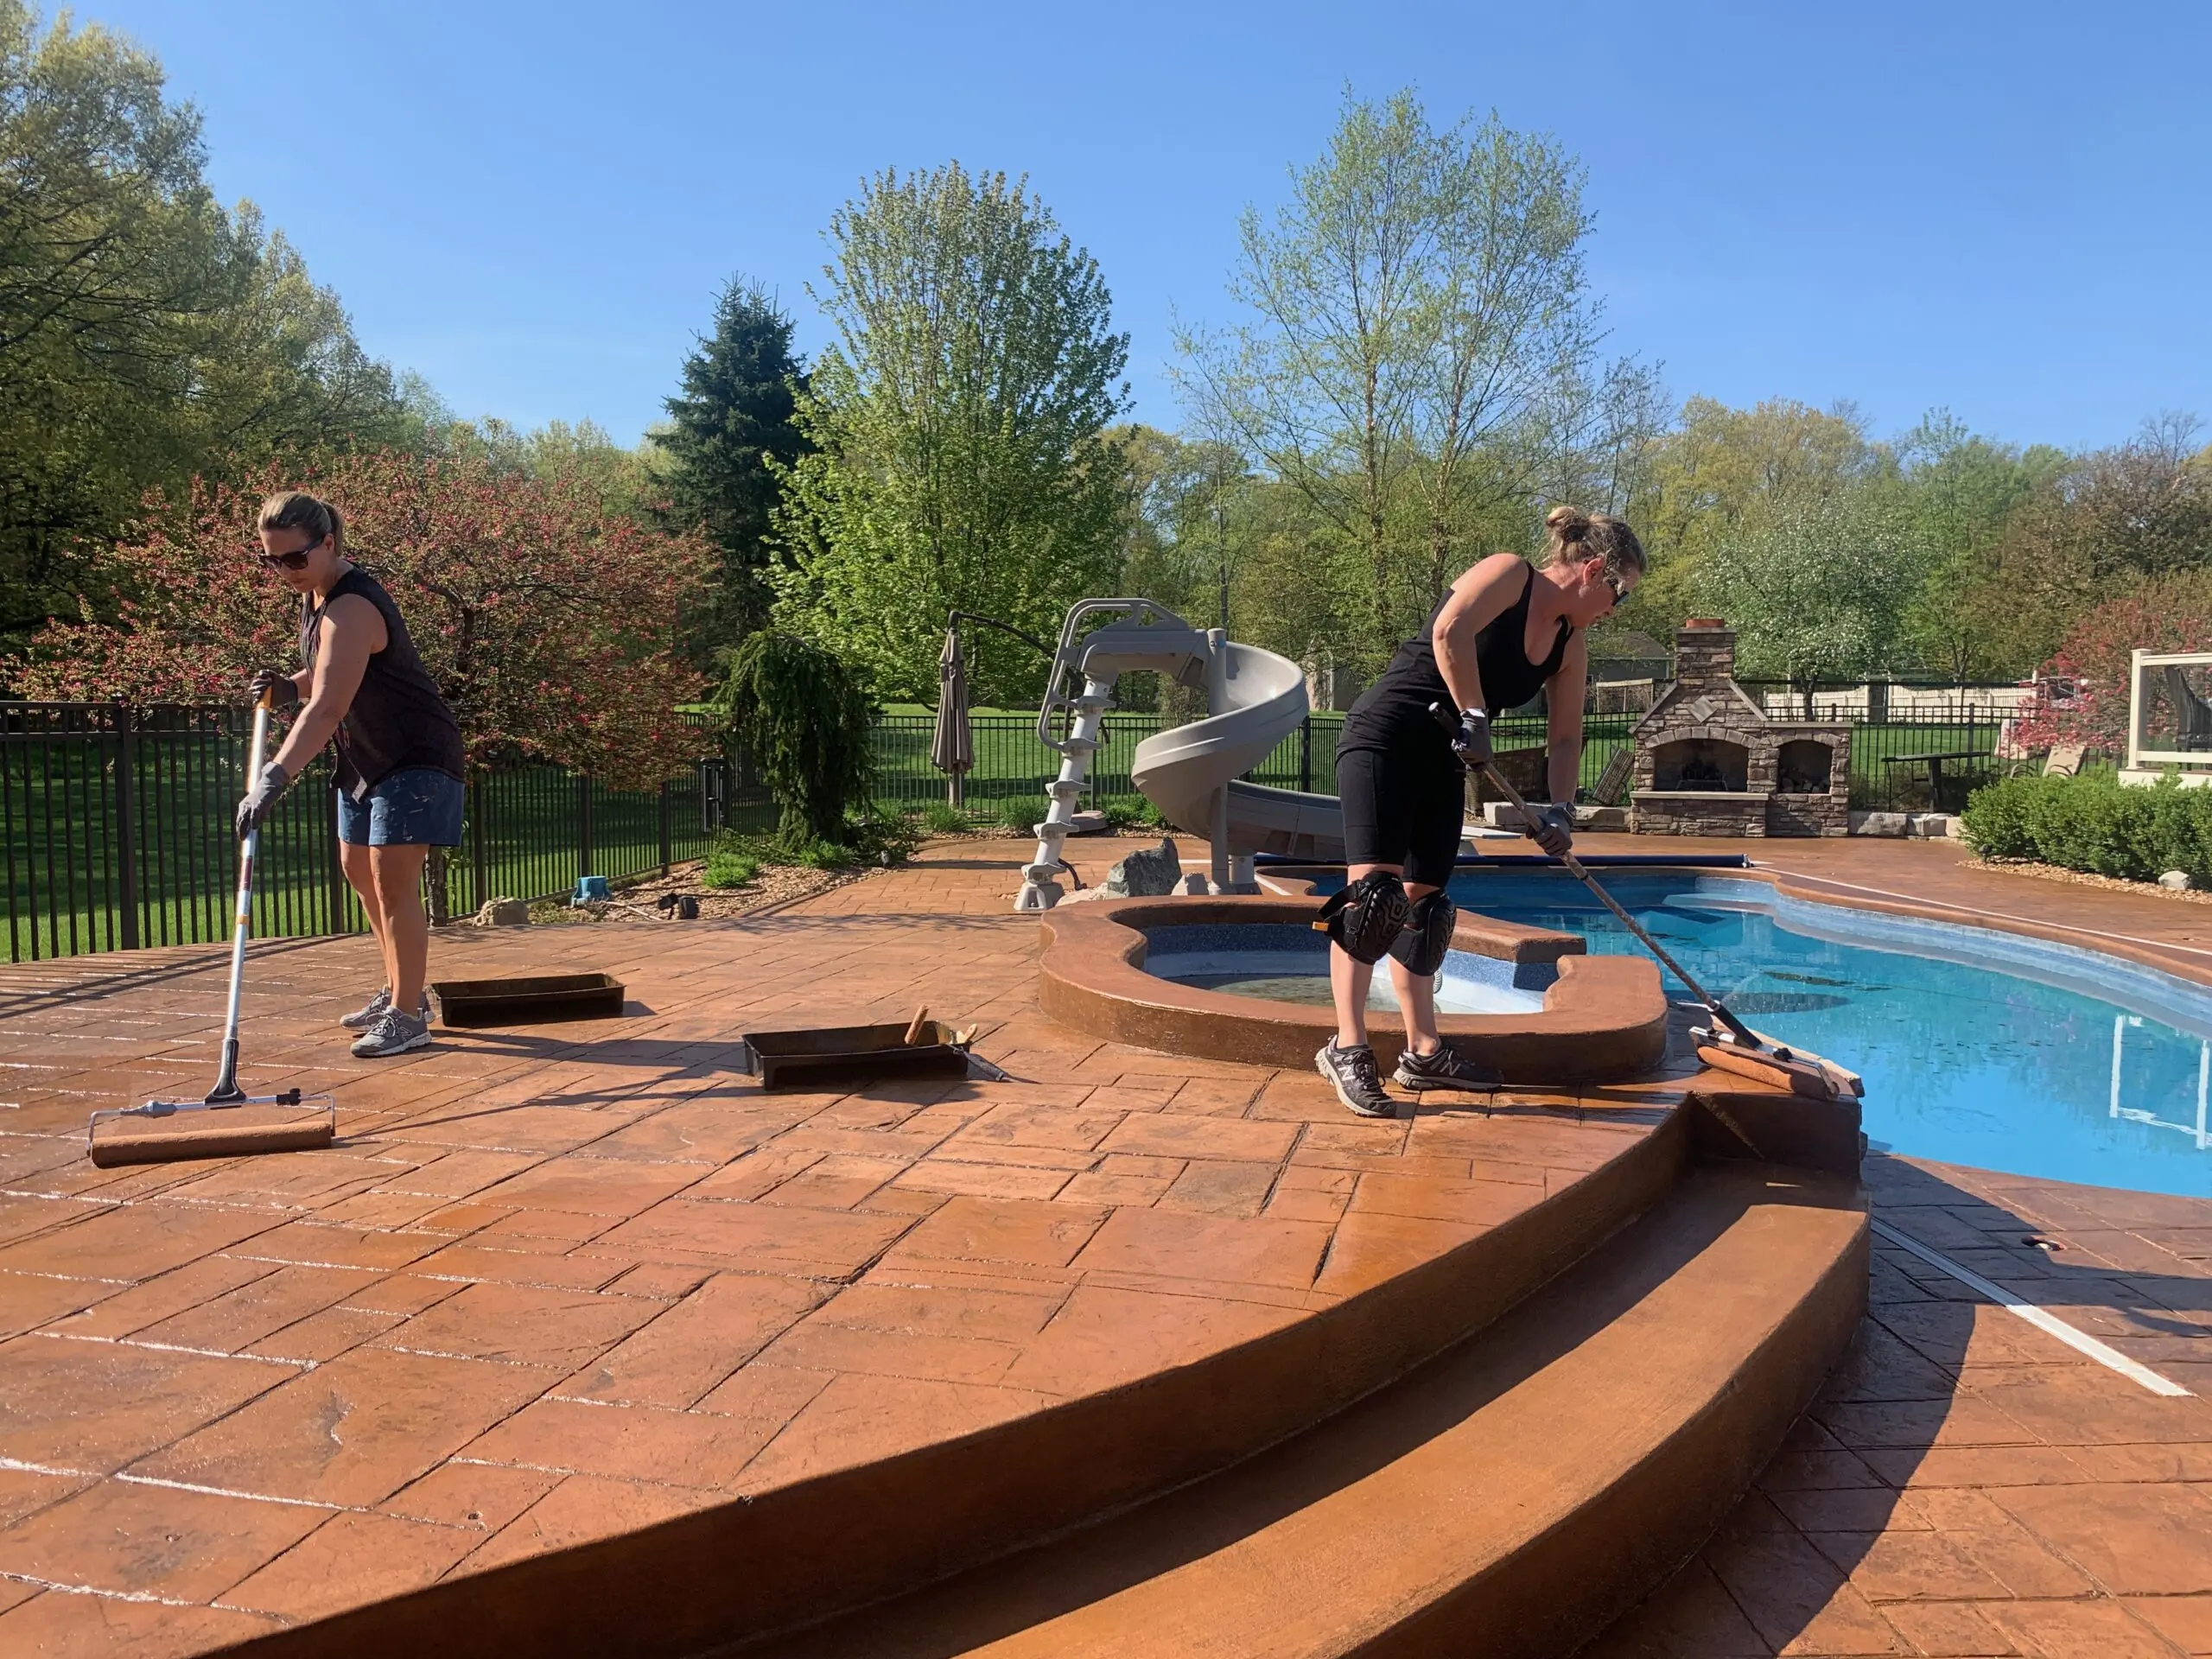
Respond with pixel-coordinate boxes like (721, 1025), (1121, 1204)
(724, 1162), (1867, 1659)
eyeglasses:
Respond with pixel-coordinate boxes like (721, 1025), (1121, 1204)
(259, 538), (322, 572)
(1600, 570), (1628, 607)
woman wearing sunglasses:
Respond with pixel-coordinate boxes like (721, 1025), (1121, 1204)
(235, 491), (466, 1058)
(1314, 505), (1648, 1119)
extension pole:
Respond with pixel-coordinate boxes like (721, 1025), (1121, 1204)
(1427, 702), (1763, 1051)
(206, 688), (273, 1104)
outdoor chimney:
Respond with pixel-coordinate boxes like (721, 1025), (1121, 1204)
(1672, 620), (1737, 692)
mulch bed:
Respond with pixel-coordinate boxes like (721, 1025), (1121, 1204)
(509, 861), (860, 926)
(1968, 857), (2212, 906)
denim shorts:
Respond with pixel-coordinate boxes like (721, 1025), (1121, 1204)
(337, 767), (465, 847)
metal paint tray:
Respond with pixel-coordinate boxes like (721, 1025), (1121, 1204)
(429, 972), (626, 1028)
(737, 1019), (976, 1090)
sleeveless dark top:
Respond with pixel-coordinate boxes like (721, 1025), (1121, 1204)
(1338, 563), (1571, 757)
(298, 566), (466, 798)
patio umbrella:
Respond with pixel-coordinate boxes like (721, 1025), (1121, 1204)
(931, 622), (973, 806)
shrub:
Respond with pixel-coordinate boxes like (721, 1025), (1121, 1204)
(702, 848), (759, 890)
(721, 632), (874, 849)
(998, 797), (1046, 833)
(920, 800), (968, 835)
(1961, 770), (2212, 884)
(1101, 799), (1146, 830)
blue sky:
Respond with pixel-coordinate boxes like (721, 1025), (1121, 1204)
(99, 1), (2211, 453)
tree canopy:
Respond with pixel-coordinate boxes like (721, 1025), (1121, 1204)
(770, 162), (1129, 705)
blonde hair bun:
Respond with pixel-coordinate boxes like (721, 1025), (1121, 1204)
(1541, 504), (1647, 576)
(1544, 504), (1592, 543)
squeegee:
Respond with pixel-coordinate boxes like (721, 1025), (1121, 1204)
(87, 689), (334, 1167)
(1427, 703), (1862, 1105)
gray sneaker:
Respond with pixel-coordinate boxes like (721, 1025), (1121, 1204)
(1316, 1039), (1396, 1119)
(351, 1007), (433, 1058)
(1393, 1042), (1502, 1091)
(340, 988), (431, 1031)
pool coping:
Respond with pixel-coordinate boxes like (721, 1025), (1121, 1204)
(1036, 895), (1669, 1080)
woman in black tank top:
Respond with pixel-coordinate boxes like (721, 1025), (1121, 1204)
(233, 491), (465, 1061)
(1314, 506), (1649, 1119)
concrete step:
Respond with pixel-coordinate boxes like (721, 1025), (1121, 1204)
(729, 1162), (1866, 1659)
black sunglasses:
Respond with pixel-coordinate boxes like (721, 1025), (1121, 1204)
(1600, 569), (1628, 607)
(259, 537), (323, 572)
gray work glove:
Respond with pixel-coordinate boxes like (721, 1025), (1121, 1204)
(1526, 802), (1574, 859)
(1449, 708), (1493, 768)
(247, 667), (301, 709)
(235, 760), (290, 841)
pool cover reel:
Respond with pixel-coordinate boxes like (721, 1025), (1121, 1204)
(1424, 702), (1862, 1109)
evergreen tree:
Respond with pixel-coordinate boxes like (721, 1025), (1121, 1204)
(653, 279), (810, 665)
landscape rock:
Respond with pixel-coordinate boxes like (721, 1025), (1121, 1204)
(2160, 869), (2193, 891)
(474, 897), (530, 926)
(1905, 813), (1955, 840)
(1103, 837), (1182, 897)
(1850, 811), (1909, 838)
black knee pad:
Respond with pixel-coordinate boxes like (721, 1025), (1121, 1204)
(1313, 871), (1410, 965)
(1388, 891), (1458, 976)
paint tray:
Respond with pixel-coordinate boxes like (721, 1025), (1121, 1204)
(429, 972), (627, 1028)
(737, 1020), (975, 1090)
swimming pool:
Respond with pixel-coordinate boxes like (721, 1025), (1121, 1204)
(1261, 869), (2212, 1198)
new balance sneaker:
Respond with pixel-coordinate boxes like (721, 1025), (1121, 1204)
(1393, 1041), (1502, 1092)
(351, 1008), (433, 1058)
(340, 988), (431, 1031)
(1316, 1039), (1396, 1118)
(340, 986), (392, 1030)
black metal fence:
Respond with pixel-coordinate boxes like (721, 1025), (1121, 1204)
(3, 702), (769, 964)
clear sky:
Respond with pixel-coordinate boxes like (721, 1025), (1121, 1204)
(95, 0), (2212, 453)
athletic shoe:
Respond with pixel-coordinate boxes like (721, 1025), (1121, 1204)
(1316, 1039), (1396, 1118)
(351, 1008), (433, 1058)
(340, 986), (391, 1030)
(340, 988), (432, 1031)
(1393, 1042), (1501, 1091)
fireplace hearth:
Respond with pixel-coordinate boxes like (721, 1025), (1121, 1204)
(1630, 623), (1850, 837)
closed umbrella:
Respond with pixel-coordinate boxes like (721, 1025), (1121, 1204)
(931, 622), (973, 806)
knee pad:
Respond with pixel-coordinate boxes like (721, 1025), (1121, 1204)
(1313, 871), (1410, 965)
(1388, 891), (1457, 976)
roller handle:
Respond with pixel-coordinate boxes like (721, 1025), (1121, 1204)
(1425, 702), (1761, 1051)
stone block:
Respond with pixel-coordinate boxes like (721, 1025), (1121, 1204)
(1103, 838), (1183, 897)
(1850, 812), (1908, 838)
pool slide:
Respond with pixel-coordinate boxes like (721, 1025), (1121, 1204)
(1015, 600), (1350, 910)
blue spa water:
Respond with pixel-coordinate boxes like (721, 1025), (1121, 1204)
(1260, 870), (2212, 1198)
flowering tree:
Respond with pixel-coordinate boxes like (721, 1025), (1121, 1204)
(10, 448), (712, 788)
(2009, 572), (2212, 753)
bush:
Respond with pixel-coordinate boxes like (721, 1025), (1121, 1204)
(702, 848), (760, 890)
(998, 797), (1046, 833)
(920, 800), (968, 835)
(1961, 770), (2212, 883)
(1101, 799), (1146, 830)
(721, 632), (874, 849)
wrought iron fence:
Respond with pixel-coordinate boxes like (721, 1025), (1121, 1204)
(3, 702), (768, 964)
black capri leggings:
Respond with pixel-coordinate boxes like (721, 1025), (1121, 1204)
(1335, 744), (1463, 888)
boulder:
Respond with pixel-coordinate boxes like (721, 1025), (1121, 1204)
(2160, 870), (2193, 892)
(474, 897), (530, 927)
(1904, 813), (1955, 840)
(1850, 811), (1909, 838)
(1103, 837), (1183, 898)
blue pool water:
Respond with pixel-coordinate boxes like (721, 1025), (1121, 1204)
(1430, 870), (2212, 1198)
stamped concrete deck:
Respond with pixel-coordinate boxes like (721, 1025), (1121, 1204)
(0, 838), (1684, 1655)
(3, 833), (2209, 1656)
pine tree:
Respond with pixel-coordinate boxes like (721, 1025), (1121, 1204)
(654, 280), (810, 664)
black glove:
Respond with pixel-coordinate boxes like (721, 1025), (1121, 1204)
(235, 760), (290, 841)
(1527, 802), (1574, 858)
(1449, 708), (1492, 768)
(248, 668), (301, 709)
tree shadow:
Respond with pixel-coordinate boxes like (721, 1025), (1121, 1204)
(1582, 1154), (2212, 1656)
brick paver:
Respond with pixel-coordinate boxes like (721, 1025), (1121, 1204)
(0, 836), (1675, 1650)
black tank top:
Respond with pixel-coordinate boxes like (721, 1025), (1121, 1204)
(299, 566), (467, 798)
(1339, 563), (1571, 755)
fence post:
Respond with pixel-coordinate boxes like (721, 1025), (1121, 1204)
(470, 774), (489, 912)
(324, 779), (348, 934)
(113, 704), (138, 950)
(578, 772), (594, 882)
(1300, 715), (1312, 794)
(658, 781), (672, 876)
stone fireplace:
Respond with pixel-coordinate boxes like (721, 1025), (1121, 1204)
(1630, 622), (1851, 836)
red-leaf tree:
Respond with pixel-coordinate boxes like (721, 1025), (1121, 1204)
(10, 448), (713, 788)
(2009, 570), (2212, 753)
